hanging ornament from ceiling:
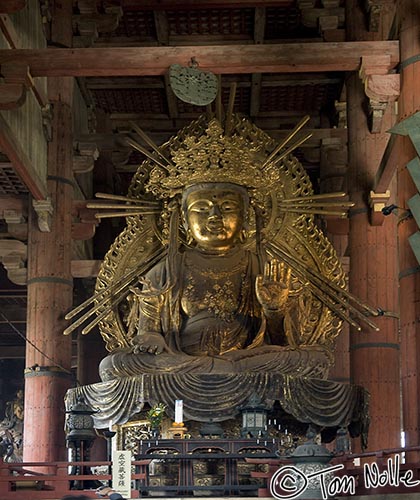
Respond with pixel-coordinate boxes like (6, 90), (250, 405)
(169, 58), (218, 106)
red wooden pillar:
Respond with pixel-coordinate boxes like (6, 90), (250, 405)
(23, 88), (74, 462)
(23, 0), (74, 462)
(398, 0), (420, 449)
(346, 0), (400, 451)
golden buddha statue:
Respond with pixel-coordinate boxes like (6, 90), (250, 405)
(64, 114), (375, 442)
(65, 115), (377, 383)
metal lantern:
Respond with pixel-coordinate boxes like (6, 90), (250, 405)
(241, 394), (268, 438)
(65, 397), (98, 490)
(66, 397), (97, 443)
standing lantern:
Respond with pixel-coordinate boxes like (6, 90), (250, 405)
(65, 397), (97, 490)
(241, 394), (268, 438)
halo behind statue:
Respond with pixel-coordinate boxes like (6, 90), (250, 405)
(94, 115), (346, 352)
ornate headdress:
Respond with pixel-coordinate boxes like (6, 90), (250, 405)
(146, 119), (281, 198)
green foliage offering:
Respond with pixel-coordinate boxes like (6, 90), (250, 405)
(147, 403), (166, 427)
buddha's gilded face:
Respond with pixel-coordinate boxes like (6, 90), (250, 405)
(184, 184), (246, 252)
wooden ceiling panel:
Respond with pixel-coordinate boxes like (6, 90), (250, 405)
(0, 163), (28, 196)
(220, 85), (252, 114)
(165, 8), (254, 37)
(259, 81), (340, 113)
(264, 6), (314, 39)
(92, 87), (168, 114)
(108, 9), (156, 38)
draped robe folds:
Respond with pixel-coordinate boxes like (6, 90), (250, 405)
(99, 246), (332, 382)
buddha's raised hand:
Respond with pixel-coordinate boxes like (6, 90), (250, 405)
(255, 260), (292, 312)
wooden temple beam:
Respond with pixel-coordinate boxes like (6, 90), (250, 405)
(0, 41), (399, 77)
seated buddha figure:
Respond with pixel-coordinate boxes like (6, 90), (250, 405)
(83, 116), (367, 383)
(65, 117), (375, 442)
(98, 179), (333, 381)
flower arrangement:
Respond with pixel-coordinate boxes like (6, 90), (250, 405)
(147, 403), (166, 428)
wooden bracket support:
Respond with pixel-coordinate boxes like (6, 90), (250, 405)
(297, 0), (345, 40)
(369, 189), (390, 226)
(3, 208), (27, 240)
(359, 55), (400, 133)
(72, 3), (123, 47)
(73, 141), (99, 174)
(0, 238), (27, 285)
(71, 199), (100, 241)
(0, 63), (49, 114)
(0, 63), (30, 110)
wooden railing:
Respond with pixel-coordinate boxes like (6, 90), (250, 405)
(0, 459), (145, 499)
(1, 446), (420, 499)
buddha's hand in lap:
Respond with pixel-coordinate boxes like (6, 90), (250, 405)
(131, 332), (170, 355)
(255, 260), (291, 313)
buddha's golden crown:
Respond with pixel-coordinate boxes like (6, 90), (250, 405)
(145, 118), (281, 199)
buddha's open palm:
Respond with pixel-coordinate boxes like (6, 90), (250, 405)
(255, 260), (291, 312)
